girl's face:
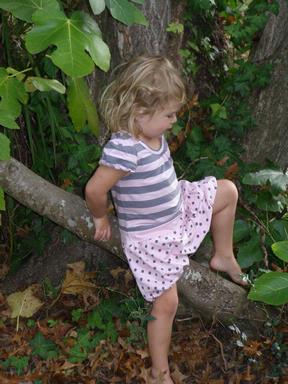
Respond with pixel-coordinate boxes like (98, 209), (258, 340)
(136, 102), (181, 139)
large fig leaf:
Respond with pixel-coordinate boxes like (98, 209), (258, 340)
(0, 68), (28, 129)
(0, 0), (58, 22)
(0, 132), (10, 160)
(25, 76), (66, 93)
(26, 7), (110, 77)
(271, 241), (288, 262)
(243, 169), (288, 193)
(248, 272), (288, 305)
(67, 77), (99, 136)
(105, 0), (148, 26)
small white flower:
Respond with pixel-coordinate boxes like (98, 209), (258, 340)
(236, 340), (244, 347)
(228, 324), (241, 335)
(241, 332), (248, 341)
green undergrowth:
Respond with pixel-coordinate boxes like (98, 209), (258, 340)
(0, 285), (286, 382)
(168, 0), (288, 306)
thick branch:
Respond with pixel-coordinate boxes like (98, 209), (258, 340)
(0, 158), (124, 259)
(0, 158), (271, 331)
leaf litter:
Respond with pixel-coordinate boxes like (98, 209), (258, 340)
(0, 262), (287, 383)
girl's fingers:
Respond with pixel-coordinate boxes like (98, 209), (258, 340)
(94, 228), (111, 241)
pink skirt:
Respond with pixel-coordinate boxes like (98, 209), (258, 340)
(121, 177), (217, 301)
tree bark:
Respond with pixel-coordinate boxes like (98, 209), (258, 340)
(88, 0), (192, 110)
(243, 0), (288, 168)
(0, 158), (271, 333)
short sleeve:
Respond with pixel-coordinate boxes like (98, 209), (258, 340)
(99, 135), (138, 172)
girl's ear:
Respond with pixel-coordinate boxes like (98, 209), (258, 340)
(134, 108), (147, 124)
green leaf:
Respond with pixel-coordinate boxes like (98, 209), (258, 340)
(105, 0), (148, 26)
(271, 241), (288, 262)
(256, 190), (285, 212)
(25, 77), (66, 94)
(233, 219), (250, 243)
(30, 332), (59, 359)
(0, 0), (58, 22)
(88, 310), (106, 330)
(6, 67), (26, 82)
(67, 77), (99, 136)
(105, 321), (118, 342)
(26, 8), (110, 77)
(0, 188), (5, 210)
(166, 22), (184, 34)
(269, 219), (288, 242)
(0, 68), (28, 129)
(210, 103), (227, 119)
(242, 169), (288, 192)
(71, 308), (83, 322)
(0, 133), (10, 160)
(68, 344), (88, 363)
(237, 232), (263, 268)
(1, 356), (29, 376)
(248, 272), (288, 305)
(89, 0), (105, 14)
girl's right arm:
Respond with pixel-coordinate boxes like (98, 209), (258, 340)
(85, 165), (128, 241)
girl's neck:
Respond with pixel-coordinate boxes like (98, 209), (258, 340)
(138, 134), (162, 151)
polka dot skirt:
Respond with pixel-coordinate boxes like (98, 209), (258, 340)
(121, 177), (217, 302)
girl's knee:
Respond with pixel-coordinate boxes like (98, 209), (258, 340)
(218, 179), (238, 201)
(153, 287), (179, 317)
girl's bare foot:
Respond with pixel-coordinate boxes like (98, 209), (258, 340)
(150, 368), (174, 384)
(209, 253), (248, 286)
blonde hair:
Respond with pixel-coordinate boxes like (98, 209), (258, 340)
(100, 55), (186, 137)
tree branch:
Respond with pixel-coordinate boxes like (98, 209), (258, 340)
(0, 158), (274, 333)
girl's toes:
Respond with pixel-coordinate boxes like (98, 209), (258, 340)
(231, 273), (249, 286)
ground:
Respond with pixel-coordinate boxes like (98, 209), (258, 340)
(0, 262), (287, 384)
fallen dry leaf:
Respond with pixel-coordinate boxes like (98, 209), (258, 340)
(224, 162), (239, 179)
(171, 365), (189, 384)
(7, 285), (43, 318)
(243, 340), (263, 357)
(110, 266), (127, 279)
(61, 262), (97, 295)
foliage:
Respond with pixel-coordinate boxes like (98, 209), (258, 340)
(30, 332), (59, 359)
(172, 0), (286, 306)
(0, 0), (147, 264)
(248, 271), (288, 306)
(0, 355), (29, 376)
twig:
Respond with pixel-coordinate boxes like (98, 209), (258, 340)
(260, 226), (269, 268)
(209, 333), (228, 371)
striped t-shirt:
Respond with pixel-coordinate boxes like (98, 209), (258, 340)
(99, 132), (182, 232)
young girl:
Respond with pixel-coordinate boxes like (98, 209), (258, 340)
(85, 55), (246, 383)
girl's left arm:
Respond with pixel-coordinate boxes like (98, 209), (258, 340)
(85, 165), (128, 240)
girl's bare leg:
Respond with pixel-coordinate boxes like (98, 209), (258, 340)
(209, 179), (247, 285)
(148, 284), (178, 384)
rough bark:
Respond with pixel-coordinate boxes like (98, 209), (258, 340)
(243, 0), (288, 168)
(0, 158), (272, 333)
(88, 0), (192, 110)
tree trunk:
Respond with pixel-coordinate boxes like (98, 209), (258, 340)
(88, 0), (192, 110)
(243, 0), (288, 168)
(0, 158), (272, 333)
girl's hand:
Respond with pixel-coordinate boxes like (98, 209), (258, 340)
(93, 215), (111, 241)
